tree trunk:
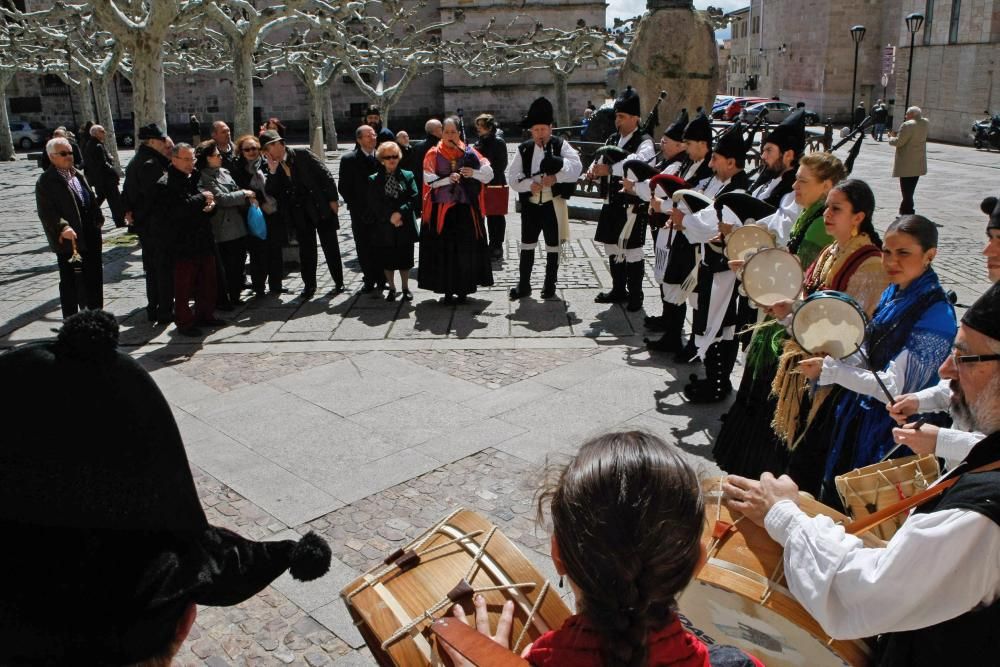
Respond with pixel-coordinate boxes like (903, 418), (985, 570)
(322, 87), (337, 152)
(232, 41), (255, 139)
(93, 77), (122, 173)
(552, 71), (570, 128)
(0, 70), (16, 161)
(71, 78), (97, 128)
(130, 34), (168, 131)
(302, 75), (324, 155)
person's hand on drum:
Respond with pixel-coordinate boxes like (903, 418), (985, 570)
(441, 595), (520, 666)
(728, 259), (745, 273)
(887, 393), (920, 425)
(765, 298), (795, 320)
(797, 357), (825, 381)
(718, 221), (734, 236)
(723, 473), (800, 526)
(892, 422), (939, 456)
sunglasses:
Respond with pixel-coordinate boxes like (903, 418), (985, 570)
(383, 155), (401, 160)
(242, 147), (260, 153)
(52, 151), (73, 157)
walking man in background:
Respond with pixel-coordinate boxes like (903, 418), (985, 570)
(889, 106), (929, 216)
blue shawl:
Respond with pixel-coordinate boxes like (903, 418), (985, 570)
(823, 269), (956, 484)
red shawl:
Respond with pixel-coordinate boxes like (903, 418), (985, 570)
(421, 142), (487, 236)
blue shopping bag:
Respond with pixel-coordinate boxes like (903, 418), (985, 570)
(247, 203), (267, 240)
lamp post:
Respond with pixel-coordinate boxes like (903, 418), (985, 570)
(904, 12), (925, 112)
(850, 24), (866, 129)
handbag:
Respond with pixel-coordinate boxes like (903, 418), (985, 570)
(483, 185), (510, 216)
(247, 203), (267, 240)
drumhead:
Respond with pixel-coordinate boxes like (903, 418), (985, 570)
(726, 225), (776, 261)
(741, 248), (803, 307)
(792, 291), (867, 359)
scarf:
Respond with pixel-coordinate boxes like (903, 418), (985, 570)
(420, 144), (487, 236)
(58, 168), (88, 207)
(384, 169), (402, 199)
(823, 269), (954, 482)
(771, 233), (878, 449)
(525, 613), (715, 667)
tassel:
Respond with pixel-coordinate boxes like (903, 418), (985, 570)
(558, 576), (564, 589)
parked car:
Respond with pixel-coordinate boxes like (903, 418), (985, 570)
(740, 101), (820, 125)
(724, 97), (769, 121)
(9, 120), (47, 149)
(112, 118), (135, 147)
(712, 96), (735, 119)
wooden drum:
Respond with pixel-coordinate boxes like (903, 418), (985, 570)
(679, 479), (882, 667)
(835, 454), (940, 541)
(341, 508), (570, 666)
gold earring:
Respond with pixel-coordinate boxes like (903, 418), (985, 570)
(851, 228), (859, 238)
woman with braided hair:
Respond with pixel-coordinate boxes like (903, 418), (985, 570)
(442, 431), (762, 667)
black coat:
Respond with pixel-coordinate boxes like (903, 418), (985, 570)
(35, 167), (103, 254)
(122, 144), (169, 228)
(409, 135), (440, 191)
(153, 166), (214, 258)
(265, 148), (340, 230)
(366, 168), (419, 246)
(83, 140), (119, 194)
(338, 146), (379, 214)
(473, 131), (508, 186)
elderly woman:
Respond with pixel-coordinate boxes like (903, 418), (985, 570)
(418, 116), (494, 304)
(367, 141), (420, 301)
(196, 140), (255, 306)
(231, 134), (284, 297)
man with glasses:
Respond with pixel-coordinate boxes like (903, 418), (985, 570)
(36, 137), (105, 318)
(262, 130), (342, 299)
(723, 281), (1000, 665)
(888, 197), (1000, 466)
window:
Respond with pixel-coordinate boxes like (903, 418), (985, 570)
(923, 0), (935, 45)
(752, 16), (760, 34)
(948, 0), (961, 44)
(10, 97), (42, 113)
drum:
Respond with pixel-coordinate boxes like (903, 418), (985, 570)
(741, 248), (804, 308)
(679, 479), (881, 667)
(484, 185), (510, 216)
(835, 454), (941, 540)
(341, 508), (570, 666)
(791, 290), (867, 359)
(725, 224), (777, 262)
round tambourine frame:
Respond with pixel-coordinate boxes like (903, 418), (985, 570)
(790, 290), (868, 360)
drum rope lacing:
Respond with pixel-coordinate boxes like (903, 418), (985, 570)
(380, 526), (543, 650)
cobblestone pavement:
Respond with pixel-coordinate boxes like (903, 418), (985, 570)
(2, 137), (997, 665)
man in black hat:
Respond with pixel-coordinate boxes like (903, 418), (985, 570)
(723, 282), (1000, 666)
(123, 123), (174, 323)
(364, 106), (396, 145)
(586, 86), (656, 312)
(507, 97), (582, 300)
(646, 112), (715, 355)
(668, 122), (750, 402)
(0, 310), (331, 664)
(36, 136), (105, 318)
(262, 129), (343, 299)
(339, 125), (383, 293)
(751, 109), (805, 208)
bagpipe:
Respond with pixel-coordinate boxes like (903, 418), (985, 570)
(593, 90), (667, 199)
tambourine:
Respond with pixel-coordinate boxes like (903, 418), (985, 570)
(725, 224), (776, 262)
(740, 248), (803, 308)
(791, 290), (867, 360)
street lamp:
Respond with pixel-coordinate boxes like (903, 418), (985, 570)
(904, 12), (925, 112)
(850, 25), (866, 129)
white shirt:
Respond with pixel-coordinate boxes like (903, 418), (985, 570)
(634, 159), (683, 202)
(680, 174), (735, 244)
(756, 191), (801, 247)
(608, 130), (656, 178)
(507, 139), (583, 194)
(913, 379), (985, 467)
(764, 497), (1000, 639)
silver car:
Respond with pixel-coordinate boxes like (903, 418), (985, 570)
(9, 120), (47, 149)
(741, 101), (820, 125)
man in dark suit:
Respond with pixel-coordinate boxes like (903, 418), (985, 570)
(408, 118), (442, 193)
(36, 137), (105, 318)
(364, 106), (395, 145)
(338, 125), (382, 293)
(83, 125), (125, 228)
(262, 130), (342, 299)
(123, 123), (173, 323)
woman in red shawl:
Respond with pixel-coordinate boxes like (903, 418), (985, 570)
(418, 116), (494, 303)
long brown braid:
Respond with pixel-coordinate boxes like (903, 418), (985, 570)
(536, 431), (704, 667)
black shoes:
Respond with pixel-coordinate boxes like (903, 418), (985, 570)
(178, 326), (203, 337)
(385, 288), (397, 302)
(509, 285), (531, 300)
(594, 290), (627, 304)
(198, 318), (227, 327)
(300, 287), (316, 300)
(402, 290), (414, 301)
(683, 377), (733, 403)
(541, 284), (556, 299)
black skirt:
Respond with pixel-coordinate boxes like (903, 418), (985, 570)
(374, 218), (417, 271)
(417, 204), (493, 295)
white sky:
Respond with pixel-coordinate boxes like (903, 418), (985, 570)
(606, 0), (748, 37)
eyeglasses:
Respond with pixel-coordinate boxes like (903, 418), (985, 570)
(242, 147), (260, 153)
(52, 151), (73, 157)
(383, 155), (401, 160)
(174, 156), (195, 162)
(950, 349), (1000, 365)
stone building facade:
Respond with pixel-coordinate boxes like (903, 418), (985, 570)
(7, 0), (605, 141)
(723, 0), (998, 142)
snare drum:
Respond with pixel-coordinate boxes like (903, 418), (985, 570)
(341, 509), (570, 666)
(725, 225), (776, 262)
(679, 479), (880, 667)
(741, 248), (804, 308)
(835, 454), (940, 540)
(791, 290), (867, 359)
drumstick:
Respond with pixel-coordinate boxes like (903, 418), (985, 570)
(879, 418), (928, 463)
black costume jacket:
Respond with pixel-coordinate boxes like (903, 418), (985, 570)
(594, 130), (653, 248)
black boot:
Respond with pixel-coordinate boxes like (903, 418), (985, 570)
(509, 249), (534, 300)
(645, 302), (686, 352)
(674, 332), (699, 364)
(684, 340), (735, 403)
(595, 260), (628, 303)
(541, 252), (559, 299)
(625, 261), (645, 312)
